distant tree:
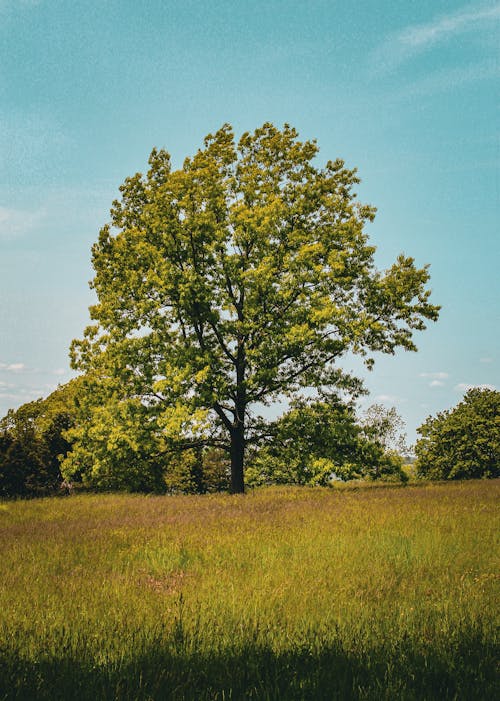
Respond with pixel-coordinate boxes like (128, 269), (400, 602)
(0, 432), (25, 496)
(361, 404), (409, 455)
(0, 403), (55, 497)
(245, 398), (407, 487)
(67, 122), (439, 493)
(0, 379), (80, 497)
(163, 446), (230, 494)
(201, 447), (231, 492)
(415, 388), (500, 480)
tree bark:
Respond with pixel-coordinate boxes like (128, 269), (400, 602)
(230, 326), (246, 493)
(229, 422), (245, 494)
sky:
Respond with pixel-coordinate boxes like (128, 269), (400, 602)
(0, 0), (499, 445)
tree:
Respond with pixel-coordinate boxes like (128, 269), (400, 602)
(415, 388), (499, 480)
(361, 404), (409, 456)
(163, 446), (230, 494)
(67, 123), (439, 493)
(245, 397), (406, 487)
(0, 379), (80, 497)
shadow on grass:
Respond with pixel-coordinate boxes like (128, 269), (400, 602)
(0, 631), (497, 701)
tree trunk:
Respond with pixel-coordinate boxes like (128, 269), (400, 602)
(229, 423), (245, 494)
(230, 333), (246, 494)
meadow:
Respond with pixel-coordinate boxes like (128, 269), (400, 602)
(0, 481), (498, 700)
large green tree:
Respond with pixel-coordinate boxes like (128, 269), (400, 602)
(416, 388), (499, 480)
(68, 123), (439, 493)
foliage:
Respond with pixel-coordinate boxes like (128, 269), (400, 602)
(245, 398), (407, 486)
(0, 379), (80, 497)
(68, 122), (439, 492)
(62, 376), (168, 492)
(0, 482), (498, 699)
(163, 447), (230, 494)
(360, 403), (409, 455)
(415, 388), (500, 480)
(59, 373), (231, 493)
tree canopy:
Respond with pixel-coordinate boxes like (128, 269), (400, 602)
(360, 404), (409, 456)
(66, 122), (439, 493)
(415, 388), (500, 480)
(0, 379), (79, 497)
(245, 398), (407, 487)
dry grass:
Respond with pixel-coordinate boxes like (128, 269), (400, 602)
(0, 480), (498, 699)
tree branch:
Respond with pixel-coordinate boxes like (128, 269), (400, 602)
(206, 317), (237, 364)
(213, 401), (233, 431)
(249, 350), (340, 403)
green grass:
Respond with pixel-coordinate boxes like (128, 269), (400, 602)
(0, 481), (498, 700)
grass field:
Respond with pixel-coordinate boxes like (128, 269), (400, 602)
(0, 481), (498, 700)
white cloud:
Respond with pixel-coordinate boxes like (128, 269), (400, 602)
(0, 392), (23, 400)
(399, 4), (500, 49)
(480, 357), (493, 363)
(420, 372), (449, 380)
(0, 388), (43, 401)
(0, 206), (46, 239)
(399, 61), (500, 99)
(0, 362), (26, 372)
(429, 380), (445, 387)
(8, 363), (25, 371)
(371, 2), (500, 73)
(374, 394), (399, 403)
(53, 368), (66, 376)
(455, 382), (496, 392)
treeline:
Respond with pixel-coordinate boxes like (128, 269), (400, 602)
(0, 379), (409, 497)
(1, 381), (498, 498)
(0, 380), (76, 497)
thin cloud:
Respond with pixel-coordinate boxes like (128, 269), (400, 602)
(480, 357), (493, 363)
(420, 372), (449, 380)
(0, 206), (46, 239)
(429, 380), (445, 387)
(374, 394), (400, 403)
(0, 362), (26, 372)
(455, 382), (496, 391)
(399, 61), (499, 99)
(0, 388), (43, 401)
(400, 3), (500, 49)
(0, 392), (23, 400)
(371, 2), (500, 73)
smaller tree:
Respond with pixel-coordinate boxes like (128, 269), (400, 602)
(0, 379), (80, 497)
(361, 404), (409, 455)
(245, 397), (406, 487)
(415, 388), (500, 480)
(163, 447), (230, 494)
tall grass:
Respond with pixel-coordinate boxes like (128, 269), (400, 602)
(0, 481), (498, 699)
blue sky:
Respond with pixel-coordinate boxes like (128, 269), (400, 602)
(0, 0), (498, 444)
